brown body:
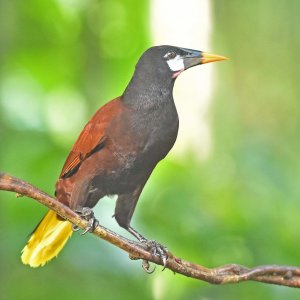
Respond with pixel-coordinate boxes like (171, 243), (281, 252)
(56, 96), (179, 228)
(21, 46), (227, 267)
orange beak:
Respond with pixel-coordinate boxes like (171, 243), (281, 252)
(201, 52), (229, 64)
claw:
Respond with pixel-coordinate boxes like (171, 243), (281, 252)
(126, 226), (168, 270)
(75, 207), (99, 235)
(161, 255), (167, 271)
(80, 218), (99, 235)
(142, 260), (156, 274)
(80, 227), (90, 236)
(72, 224), (80, 232)
(142, 240), (168, 269)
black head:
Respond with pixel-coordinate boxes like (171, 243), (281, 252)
(135, 45), (228, 81)
(123, 45), (227, 109)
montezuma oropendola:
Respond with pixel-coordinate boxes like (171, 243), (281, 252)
(21, 45), (227, 267)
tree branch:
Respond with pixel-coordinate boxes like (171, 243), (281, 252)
(1, 172), (300, 288)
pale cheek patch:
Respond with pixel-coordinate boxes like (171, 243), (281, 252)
(167, 56), (184, 72)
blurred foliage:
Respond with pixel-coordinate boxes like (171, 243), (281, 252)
(1, 0), (300, 299)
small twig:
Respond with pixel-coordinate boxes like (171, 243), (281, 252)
(0, 172), (300, 288)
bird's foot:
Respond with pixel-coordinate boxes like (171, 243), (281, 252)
(72, 207), (99, 235)
(127, 226), (168, 271)
(141, 239), (168, 270)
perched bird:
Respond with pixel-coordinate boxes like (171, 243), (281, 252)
(21, 45), (227, 267)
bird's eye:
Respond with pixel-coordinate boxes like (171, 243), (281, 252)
(166, 51), (177, 59)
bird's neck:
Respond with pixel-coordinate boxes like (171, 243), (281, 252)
(122, 71), (175, 111)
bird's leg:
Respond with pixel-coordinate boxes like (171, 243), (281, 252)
(115, 191), (169, 269)
(72, 207), (99, 235)
(127, 226), (168, 269)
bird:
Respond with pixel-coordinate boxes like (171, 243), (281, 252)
(21, 45), (227, 267)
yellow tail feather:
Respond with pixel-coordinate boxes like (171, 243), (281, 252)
(21, 210), (73, 267)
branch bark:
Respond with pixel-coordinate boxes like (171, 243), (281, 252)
(1, 172), (300, 288)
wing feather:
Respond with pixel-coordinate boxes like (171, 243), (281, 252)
(59, 98), (122, 178)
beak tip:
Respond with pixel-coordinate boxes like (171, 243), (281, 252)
(202, 52), (229, 64)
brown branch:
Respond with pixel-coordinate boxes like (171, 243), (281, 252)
(1, 172), (300, 288)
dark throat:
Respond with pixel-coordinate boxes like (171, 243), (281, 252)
(122, 68), (175, 111)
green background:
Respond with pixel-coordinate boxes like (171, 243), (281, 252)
(1, 0), (300, 299)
